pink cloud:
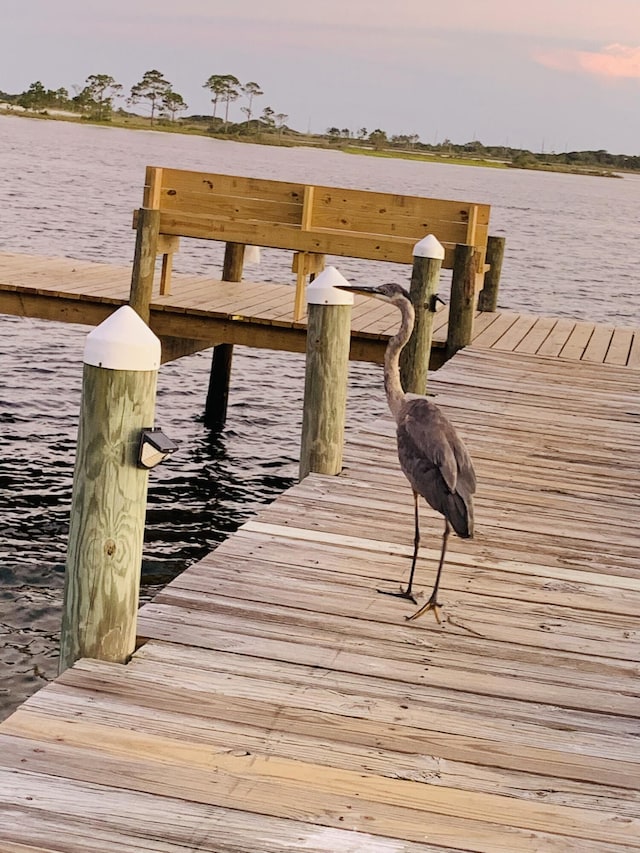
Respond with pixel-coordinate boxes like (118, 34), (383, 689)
(535, 43), (640, 79)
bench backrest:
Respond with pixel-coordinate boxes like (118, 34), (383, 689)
(139, 165), (491, 270)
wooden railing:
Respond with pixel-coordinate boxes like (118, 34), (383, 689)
(130, 166), (493, 321)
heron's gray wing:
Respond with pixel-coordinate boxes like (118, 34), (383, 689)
(397, 399), (475, 537)
(398, 398), (476, 498)
(447, 428), (476, 496)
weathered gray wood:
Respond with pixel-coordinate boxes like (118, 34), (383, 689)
(477, 235), (506, 312)
(221, 242), (246, 283)
(129, 208), (160, 323)
(3, 253), (639, 370)
(59, 363), (157, 673)
(400, 254), (443, 395)
(2, 344), (640, 851)
(204, 242), (246, 429)
(299, 303), (351, 480)
(446, 243), (477, 358)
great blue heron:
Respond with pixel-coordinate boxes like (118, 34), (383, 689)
(339, 282), (476, 623)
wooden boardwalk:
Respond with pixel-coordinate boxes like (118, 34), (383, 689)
(1, 346), (639, 851)
(1, 252), (639, 366)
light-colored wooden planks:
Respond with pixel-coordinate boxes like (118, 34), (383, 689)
(467, 311), (522, 349)
(605, 327), (635, 366)
(513, 315), (557, 354)
(537, 318), (579, 357)
(1, 253), (638, 369)
(487, 313), (538, 351)
(0, 710), (636, 852)
(559, 321), (596, 360)
(0, 345), (639, 851)
(153, 168), (491, 270)
(0, 768), (449, 853)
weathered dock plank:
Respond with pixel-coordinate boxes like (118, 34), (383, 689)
(0, 346), (638, 851)
(1, 253), (639, 367)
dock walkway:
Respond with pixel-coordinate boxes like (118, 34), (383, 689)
(1, 252), (639, 367)
(1, 346), (639, 851)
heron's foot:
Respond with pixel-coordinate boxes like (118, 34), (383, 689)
(377, 586), (418, 606)
(406, 595), (442, 624)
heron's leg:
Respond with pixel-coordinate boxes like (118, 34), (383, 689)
(405, 490), (421, 596)
(377, 490), (420, 604)
(406, 518), (450, 623)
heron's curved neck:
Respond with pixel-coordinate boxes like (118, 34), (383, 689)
(385, 297), (414, 422)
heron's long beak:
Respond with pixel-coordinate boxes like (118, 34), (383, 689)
(335, 284), (380, 296)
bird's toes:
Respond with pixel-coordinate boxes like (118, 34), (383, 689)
(406, 599), (443, 624)
(377, 587), (418, 605)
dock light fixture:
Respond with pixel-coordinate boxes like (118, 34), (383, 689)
(137, 428), (179, 469)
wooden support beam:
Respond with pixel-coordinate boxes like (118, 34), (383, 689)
(204, 242), (246, 430)
(299, 274), (353, 480)
(446, 244), (477, 359)
(222, 241), (246, 282)
(293, 186), (317, 321)
(129, 208), (160, 323)
(158, 336), (212, 363)
(477, 235), (506, 312)
(60, 308), (160, 673)
(130, 167), (163, 321)
(400, 238), (444, 395)
(157, 235), (180, 296)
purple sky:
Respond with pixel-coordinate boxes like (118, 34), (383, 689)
(2, 0), (640, 152)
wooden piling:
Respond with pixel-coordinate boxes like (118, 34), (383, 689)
(204, 242), (246, 429)
(399, 235), (444, 395)
(446, 243), (478, 359)
(158, 234), (181, 296)
(299, 268), (353, 480)
(129, 208), (160, 323)
(477, 235), (506, 312)
(129, 167), (164, 323)
(59, 306), (161, 674)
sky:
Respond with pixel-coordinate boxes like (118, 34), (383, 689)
(2, 0), (640, 153)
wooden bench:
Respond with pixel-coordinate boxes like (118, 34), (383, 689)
(130, 166), (493, 321)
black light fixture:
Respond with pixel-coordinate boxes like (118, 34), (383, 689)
(137, 428), (179, 469)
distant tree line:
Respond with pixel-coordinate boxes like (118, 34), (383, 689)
(1, 72), (188, 124)
(201, 74), (288, 133)
(426, 138), (640, 172)
(1, 72), (639, 170)
(0, 70), (288, 134)
(327, 130), (640, 172)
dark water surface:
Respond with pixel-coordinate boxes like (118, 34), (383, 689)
(1, 115), (638, 716)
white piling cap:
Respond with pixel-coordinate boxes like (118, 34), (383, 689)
(306, 266), (354, 306)
(84, 305), (161, 371)
(413, 234), (445, 259)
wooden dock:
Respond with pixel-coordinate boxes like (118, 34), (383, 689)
(1, 344), (639, 851)
(1, 252), (639, 367)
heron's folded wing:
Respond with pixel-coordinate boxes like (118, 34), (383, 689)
(397, 401), (458, 494)
(398, 398), (476, 497)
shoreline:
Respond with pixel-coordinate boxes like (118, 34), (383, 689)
(0, 106), (624, 179)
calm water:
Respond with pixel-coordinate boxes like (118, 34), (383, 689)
(1, 115), (638, 717)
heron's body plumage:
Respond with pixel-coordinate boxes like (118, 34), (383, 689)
(396, 396), (475, 539)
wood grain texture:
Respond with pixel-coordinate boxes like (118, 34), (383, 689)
(152, 167), (490, 271)
(299, 303), (351, 479)
(400, 254), (443, 395)
(59, 363), (156, 672)
(476, 235), (505, 312)
(1, 344), (639, 851)
(129, 208), (160, 323)
(446, 244), (477, 356)
(1, 253), (638, 369)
